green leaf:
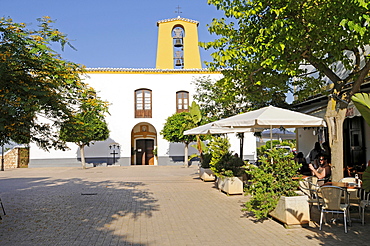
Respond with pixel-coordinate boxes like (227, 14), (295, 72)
(362, 165), (370, 192)
(189, 101), (202, 124)
(352, 93), (370, 127)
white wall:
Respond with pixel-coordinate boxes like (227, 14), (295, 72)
(29, 71), (260, 165)
(297, 128), (320, 159)
(29, 72), (224, 164)
(86, 72), (222, 159)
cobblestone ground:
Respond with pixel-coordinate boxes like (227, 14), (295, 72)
(0, 165), (369, 246)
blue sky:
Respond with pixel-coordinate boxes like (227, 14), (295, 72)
(1, 0), (225, 68)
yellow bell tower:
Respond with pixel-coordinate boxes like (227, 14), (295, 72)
(155, 17), (202, 69)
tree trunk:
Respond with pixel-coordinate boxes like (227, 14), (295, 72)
(324, 98), (347, 182)
(80, 144), (86, 169)
(196, 135), (203, 163)
(184, 143), (189, 167)
(239, 133), (244, 159)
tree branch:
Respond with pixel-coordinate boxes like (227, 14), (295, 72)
(343, 48), (365, 85)
(248, 67), (264, 84)
(350, 59), (370, 96)
(297, 70), (319, 77)
(352, 47), (361, 74)
(303, 52), (342, 84)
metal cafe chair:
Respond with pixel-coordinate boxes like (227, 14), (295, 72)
(320, 186), (351, 233)
(299, 178), (323, 212)
(360, 190), (370, 225)
(339, 177), (362, 216)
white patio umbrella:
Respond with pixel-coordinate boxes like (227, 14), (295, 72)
(183, 122), (252, 135)
(184, 106), (326, 157)
(212, 105), (327, 148)
(213, 105), (327, 129)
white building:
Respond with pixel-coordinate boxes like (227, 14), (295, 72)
(29, 16), (257, 167)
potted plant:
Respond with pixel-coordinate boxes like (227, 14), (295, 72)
(153, 146), (158, 165)
(209, 136), (245, 195)
(198, 152), (217, 181)
(244, 148), (310, 227)
(188, 136), (216, 181)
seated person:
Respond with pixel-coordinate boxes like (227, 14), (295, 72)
(295, 152), (310, 175)
(308, 142), (324, 169)
(308, 154), (331, 186)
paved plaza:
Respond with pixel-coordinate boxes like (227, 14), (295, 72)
(0, 165), (369, 246)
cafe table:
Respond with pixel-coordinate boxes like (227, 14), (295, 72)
(322, 181), (361, 189)
(292, 175), (309, 180)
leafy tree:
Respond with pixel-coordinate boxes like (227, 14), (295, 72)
(193, 76), (246, 120)
(160, 112), (197, 167)
(60, 87), (109, 169)
(203, 0), (370, 181)
(193, 74), (289, 120)
(0, 17), (86, 150)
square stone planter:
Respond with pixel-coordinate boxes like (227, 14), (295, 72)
(199, 167), (216, 181)
(269, 195), (310, 228)
(217, 176), (243, 195)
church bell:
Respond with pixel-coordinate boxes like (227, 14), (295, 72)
(174, 38), (183, 47)
(175, 59), (183, 67)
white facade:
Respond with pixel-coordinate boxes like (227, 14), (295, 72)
(29, 70), (257, 167)
(87, 71), (216, 157)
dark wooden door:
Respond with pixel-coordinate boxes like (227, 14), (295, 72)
(135, 139), (154, 165)
(344, 117), (366, 169)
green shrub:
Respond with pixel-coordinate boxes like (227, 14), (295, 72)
(200, 152), (212, 168)
(257, 139), (295, 156)
(244, 148), (300, 220)
(208, 136), (244, 177)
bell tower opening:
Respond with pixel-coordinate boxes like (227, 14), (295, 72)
(173, 26), (184, 69)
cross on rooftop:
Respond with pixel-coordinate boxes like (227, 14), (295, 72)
(175, 5), (182, 15)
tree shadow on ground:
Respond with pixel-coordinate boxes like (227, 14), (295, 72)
(0, 175), (159, 245)
(301, 207), (370, 245)
(239, 197), (370, 245)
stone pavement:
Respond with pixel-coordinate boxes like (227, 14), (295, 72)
(0, 165), (369, 246)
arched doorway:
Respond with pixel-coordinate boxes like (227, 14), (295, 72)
(131, 123), (157, 165)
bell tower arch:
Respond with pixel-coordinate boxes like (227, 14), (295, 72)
(155, 17), (202, 69)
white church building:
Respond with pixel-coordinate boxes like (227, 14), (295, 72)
(29, 16), (257, 167)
